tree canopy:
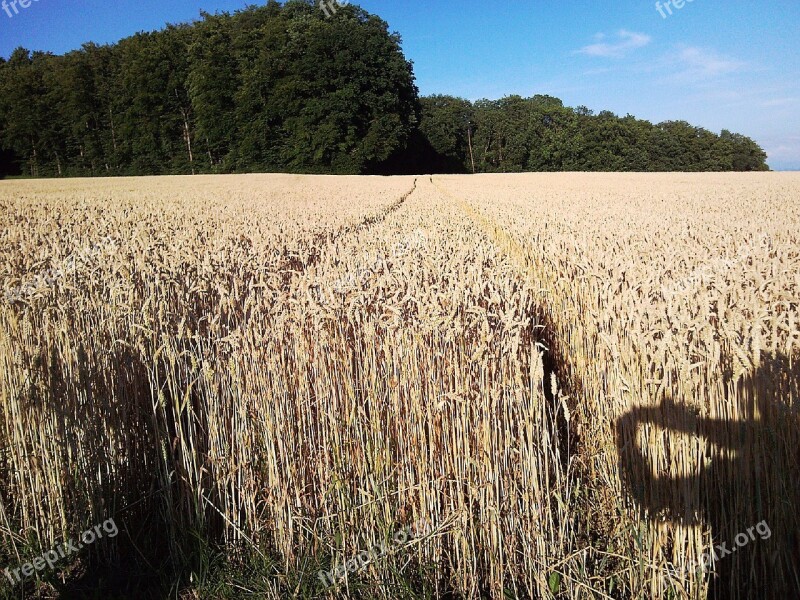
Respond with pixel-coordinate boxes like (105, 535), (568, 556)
(411, 95), (768, 173)
(0, 2), (769, 177)
(0, 1), (419, 177)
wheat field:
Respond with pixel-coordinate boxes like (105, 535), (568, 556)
(0, 173), (798, 599)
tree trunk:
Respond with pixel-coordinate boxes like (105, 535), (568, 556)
(181, 107), (195, 175)
(108, 107), (118, 155)
(467, 125), (476, 175)
(31, 142), (38, 177)
(176, 90), (195, 175)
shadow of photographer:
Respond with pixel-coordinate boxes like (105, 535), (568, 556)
(617, 350), (800, 599)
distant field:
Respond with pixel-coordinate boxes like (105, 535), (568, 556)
(1, 173), (798, 599)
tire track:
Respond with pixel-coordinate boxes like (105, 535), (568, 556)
(280, 178), (417, 283)
(432, 177), (581, 461)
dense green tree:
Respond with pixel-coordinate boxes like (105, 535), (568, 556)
(187, 13), (239, 171)
(421, 96), (768, 174)
(718, 130), (769, 171)
(0, 2), (418, 176)
(0, 49), (51, 177)
(0, 3), (769, 176)
(416, 95), (472, 173)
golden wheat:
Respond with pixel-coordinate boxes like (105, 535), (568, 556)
(0, 172), (797, 599)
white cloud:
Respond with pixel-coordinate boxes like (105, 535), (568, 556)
(760, 135), (800, 169)
(676, 47), (745, 77)
(577, 30), (651, 58)
(764, 136), (800, 155)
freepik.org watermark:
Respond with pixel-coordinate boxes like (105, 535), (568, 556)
(661, 246), (752, 301)
(665, 520), (771, 580)
(3, 518), (119, 585)
(2, 0), (41, 19)
(309, 229), (428, 302)
(655, 0), (696, 19)
(319, 0), (349, 18)
(317, 517), (433, 588)
(3, 237), (118, 304)
(332, 229), (428, 293)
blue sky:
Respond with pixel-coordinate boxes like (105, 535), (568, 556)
(1, 0), (798, 169)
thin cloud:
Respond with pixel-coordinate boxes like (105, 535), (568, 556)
(764, 137), (800, 169)
(675, 47), (746, 78)
(761, 97), (797, 108)
(653, 46), (749, 87)
(577, 30), (651, 58)
(582, 67), (616, 76)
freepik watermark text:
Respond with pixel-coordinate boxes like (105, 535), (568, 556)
(319, 0), (349, 18)
(661, 246), (752, 301)
(3, 237), (118, 304)
(655, 0), (696, 19)
(2, 0), (42, 19)
(665, 520), (771, 579)
(317, 517), (433, 588)
(309, 229), (428, 302)
(3, 518), (119, 584)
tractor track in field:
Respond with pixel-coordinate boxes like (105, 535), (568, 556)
(279, 178), (417, 285)
(432, 177), (583, 462)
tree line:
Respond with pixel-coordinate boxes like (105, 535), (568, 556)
(410, 95), (769, 173)
(0, 1), (769, 178)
